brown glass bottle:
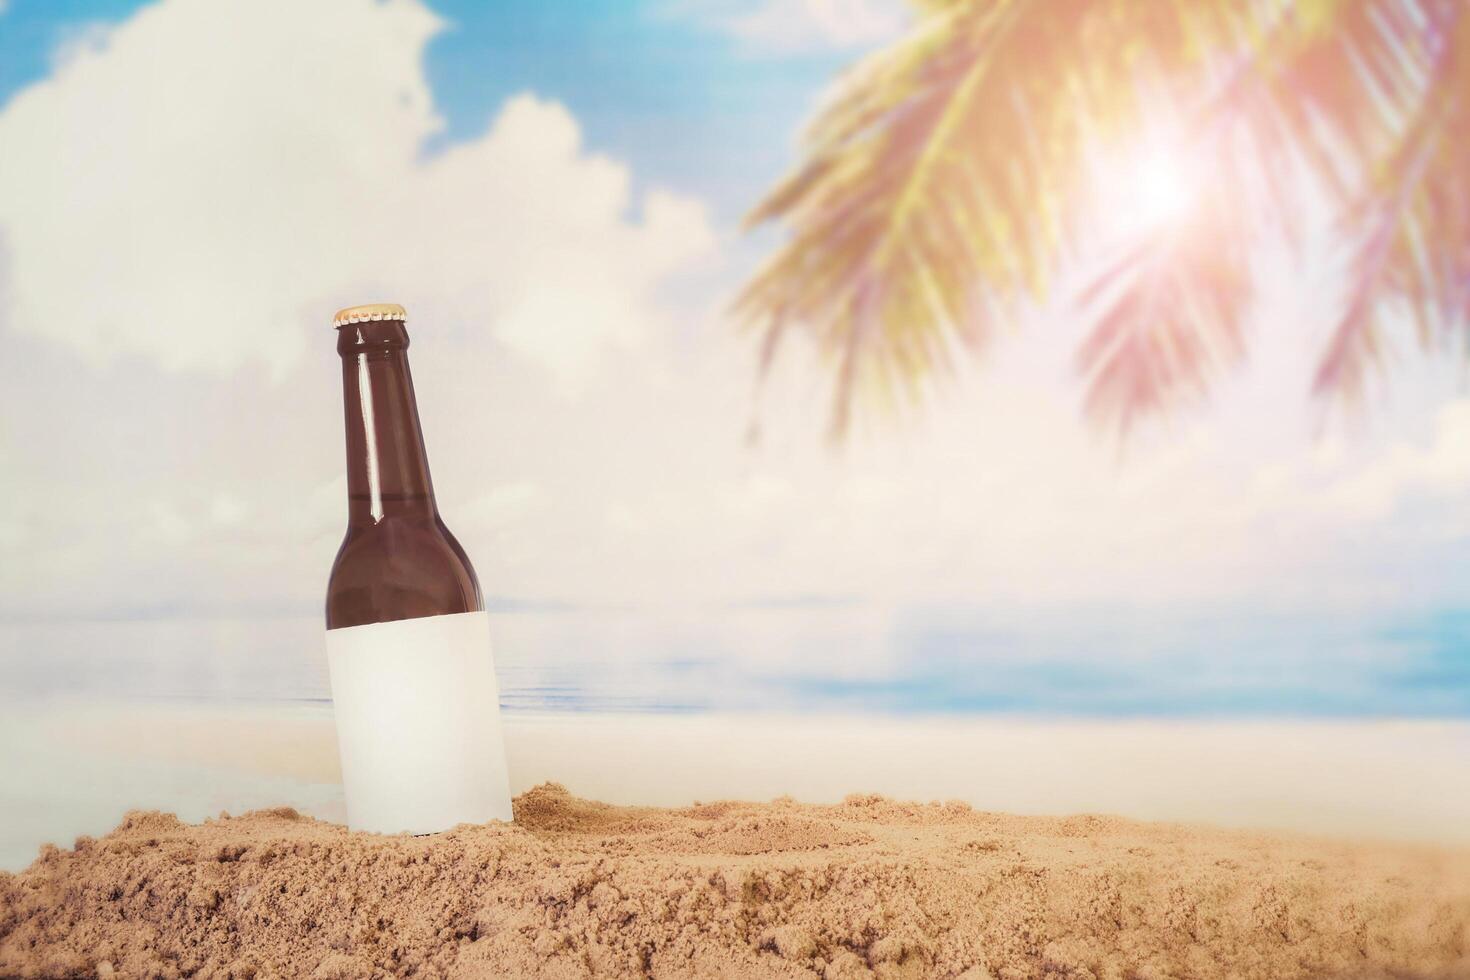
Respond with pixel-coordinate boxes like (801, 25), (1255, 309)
(323, 304), (512, 833)
(326, 310), (481, 630)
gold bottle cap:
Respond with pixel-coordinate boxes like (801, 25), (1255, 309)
(332, 303), (407, 328)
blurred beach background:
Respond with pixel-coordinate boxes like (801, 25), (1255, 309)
(3, 0), (1470, 872)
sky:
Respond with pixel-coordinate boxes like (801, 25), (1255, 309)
(1, 0), (1469, 715)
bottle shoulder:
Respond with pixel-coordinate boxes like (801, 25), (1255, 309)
(325, 516), (482, 629)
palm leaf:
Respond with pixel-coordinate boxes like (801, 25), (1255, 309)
(738, 0), (1270, 436)
(1311, 1), (1470, 403)
(739, 0), (1470, 437)
(1074, 143), (1256, 436)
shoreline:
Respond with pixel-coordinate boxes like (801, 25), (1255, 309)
(7, 699), (1468, 845)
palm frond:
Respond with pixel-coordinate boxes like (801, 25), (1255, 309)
(739, 0), (1470, 438)
(738, 0), (1051, 437)
(1075, 139), (1257, 436)
(1312, 1), (1470, 402)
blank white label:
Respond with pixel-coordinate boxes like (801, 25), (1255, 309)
(325, 611), (513, 833)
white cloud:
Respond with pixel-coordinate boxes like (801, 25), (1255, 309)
(675, 0), (909, 53)
(1317, 400), (1470, 522)
(208, 493), (250, 527)
(0, 0), (714, 389)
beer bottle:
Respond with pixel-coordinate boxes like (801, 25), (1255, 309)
(325, 303), (512, 833)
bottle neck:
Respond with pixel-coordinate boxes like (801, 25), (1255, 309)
(337, 320), (436, 525)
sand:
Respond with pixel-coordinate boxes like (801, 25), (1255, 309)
(2, 784), (1467, 980)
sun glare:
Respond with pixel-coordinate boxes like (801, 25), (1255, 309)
(1132, 148), (1194, 229)
(1090, 131), (1200, 242)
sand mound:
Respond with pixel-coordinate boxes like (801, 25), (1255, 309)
(2, 783), (1468, 979)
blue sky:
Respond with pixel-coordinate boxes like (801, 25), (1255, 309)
(422, 1), (857, 217)
(1, 0), (1468, 717)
